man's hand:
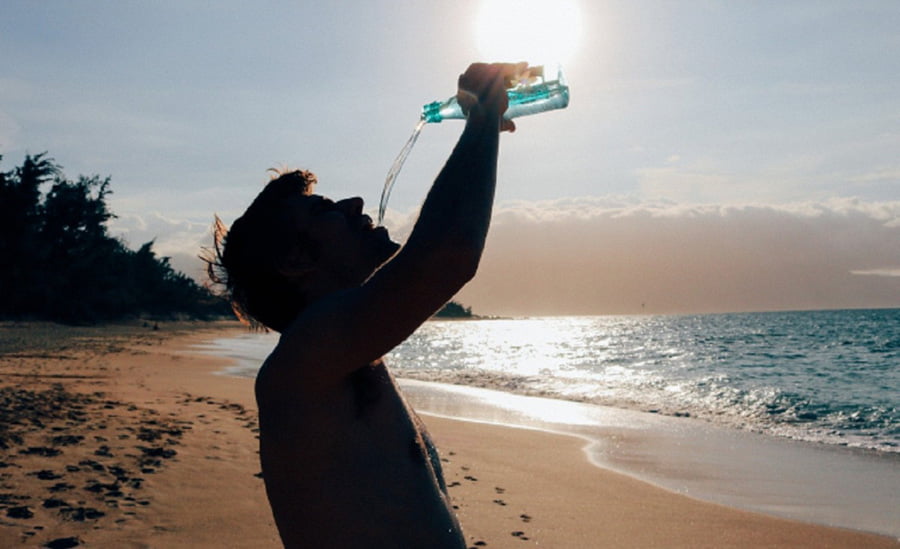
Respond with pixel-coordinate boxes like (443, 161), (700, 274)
(457, 62), (527, 133)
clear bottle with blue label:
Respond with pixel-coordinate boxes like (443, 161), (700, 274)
(378, 65), (570, 224)
(421, 65), (570, 124)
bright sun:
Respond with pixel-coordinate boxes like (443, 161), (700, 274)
(474, 0), (582, 67)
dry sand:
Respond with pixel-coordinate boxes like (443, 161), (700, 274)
(0, 321), (896, 548)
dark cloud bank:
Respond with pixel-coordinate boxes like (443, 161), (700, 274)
(456, 199), (900, 316)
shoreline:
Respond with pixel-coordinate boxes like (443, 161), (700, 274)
(192, 328), (900, 538)
(398, 378), (900, 539)
(420, 414), (900, 548)
(1, 322), (897, 547)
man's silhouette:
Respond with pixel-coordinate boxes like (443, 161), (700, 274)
(213, 62), (522, 548)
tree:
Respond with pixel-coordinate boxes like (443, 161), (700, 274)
(0, 153), (59, 316)
(434, 301), (473, 318)
(0, 153), (230, 323)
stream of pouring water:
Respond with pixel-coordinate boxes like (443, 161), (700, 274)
(377, 118), (427, 225)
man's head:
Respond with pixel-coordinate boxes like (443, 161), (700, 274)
(211, 170), (400, 332)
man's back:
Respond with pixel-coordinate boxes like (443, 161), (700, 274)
(256, 357), (465, 548)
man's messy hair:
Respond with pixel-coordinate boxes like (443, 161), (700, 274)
(203, 169), (317, 331)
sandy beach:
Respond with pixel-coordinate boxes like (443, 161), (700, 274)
(1, 322), (897, 548)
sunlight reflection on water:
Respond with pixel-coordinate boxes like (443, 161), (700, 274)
(193, 311), (900, 454)
(190, 315), (900, 538)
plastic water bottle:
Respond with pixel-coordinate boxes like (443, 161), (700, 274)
(378, 65), (570, 225)
(421, 65), (570, 124)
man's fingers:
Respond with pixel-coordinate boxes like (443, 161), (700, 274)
(460, 62), (527, 90)
(457, 62), (531, 127)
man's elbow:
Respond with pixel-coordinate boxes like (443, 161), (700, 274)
(425, 246), (481, 289)
(452, 250), (481, 286)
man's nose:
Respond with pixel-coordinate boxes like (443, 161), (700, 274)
(336, 197), (364, 216)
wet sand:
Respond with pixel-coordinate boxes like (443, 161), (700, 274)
(0, 322), (896, 548)
(399, 379), (900, 539)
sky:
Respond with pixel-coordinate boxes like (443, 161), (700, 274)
(2, 0), (900, 316)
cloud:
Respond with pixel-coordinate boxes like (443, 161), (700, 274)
(453, 197), (900, 316)
(114, 197), (900, 316)
(108, 212), (213, 280)
(850, 168), (900, 185)
(850, 268), (900, 278)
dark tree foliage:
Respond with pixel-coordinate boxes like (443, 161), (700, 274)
(434, 301), (473, 318)
(0, 153), (57, 316)
(0, 153), (230, 323)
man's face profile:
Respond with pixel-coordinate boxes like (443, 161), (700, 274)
(285, 193), (400, 293)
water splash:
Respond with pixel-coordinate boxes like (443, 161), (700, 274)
(378, 118), (427, 225)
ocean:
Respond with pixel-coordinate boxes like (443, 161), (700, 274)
(206, 308), (900, 453)
(194, 308), (900, 536)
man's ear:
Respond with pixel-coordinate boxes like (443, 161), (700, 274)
(277, 246), (317, 283)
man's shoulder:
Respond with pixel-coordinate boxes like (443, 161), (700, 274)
(254, 349), (326, 427)
(254, 345), (307, 404)
(253, 341), (357, 406)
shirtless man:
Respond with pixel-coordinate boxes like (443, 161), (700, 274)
(215, 62), (521, 548)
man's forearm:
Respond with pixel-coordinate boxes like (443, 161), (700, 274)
(403, 109), (501, 261)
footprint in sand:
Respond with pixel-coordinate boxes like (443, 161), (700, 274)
(49, 482), (75, 493)
(50, 435), (84, 446)
(59, 506), (106, 521)
(44, 536), (83, 548)
(19, 446), (62, 457)
(78, 459), (105, 472)
(29, 469), (64, 480)
(6, 505), (34, 519)
(43, 498), (68, 509)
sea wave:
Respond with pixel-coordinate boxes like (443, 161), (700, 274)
(194, 310), (900, 454)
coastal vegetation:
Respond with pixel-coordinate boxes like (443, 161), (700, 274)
(0, 153), (230, 324)
(435, 301), (474, 318)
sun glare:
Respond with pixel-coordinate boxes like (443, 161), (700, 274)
(474, 0), (582, 68)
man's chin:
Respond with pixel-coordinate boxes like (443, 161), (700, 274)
(373, 226), (399, 247)
(384, 239), (402, 260)
(364, 226), (400, 268)
(377, 237), (401, 265)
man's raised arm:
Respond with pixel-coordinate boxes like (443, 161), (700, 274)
(273, 63), (522, 379)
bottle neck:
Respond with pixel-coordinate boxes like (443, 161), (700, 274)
(422, 97), (464, 124)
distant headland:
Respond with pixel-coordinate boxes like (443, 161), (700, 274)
(432, 301), (502, 320)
